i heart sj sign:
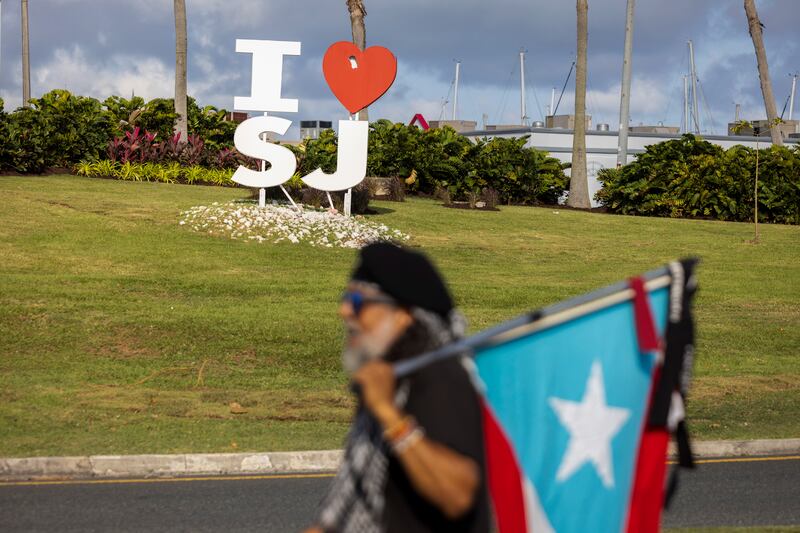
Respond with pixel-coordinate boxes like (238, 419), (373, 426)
(232, 39), (397, 193)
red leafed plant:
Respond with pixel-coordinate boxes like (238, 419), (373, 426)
(106, 128), (250, 170)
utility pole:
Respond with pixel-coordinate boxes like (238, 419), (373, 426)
(21, 0), (31, 107)
(789, 73), (798, 121)
(519, 49), (528, 126)
(616, 0), (636, 167)
(452, 60), (461, 121)
(688, 40), (700, 133)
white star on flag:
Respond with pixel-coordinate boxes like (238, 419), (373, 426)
(548, 360), (631, 488)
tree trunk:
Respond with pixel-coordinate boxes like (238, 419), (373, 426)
(744, 0), (782, 146)
(21, 0), (31, 107)
(174, 0), (188, 140)
(568, 0), (590, 208)
(346, 0), (369, 121)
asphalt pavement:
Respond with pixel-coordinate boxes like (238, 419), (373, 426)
(1, 457), (798, 532)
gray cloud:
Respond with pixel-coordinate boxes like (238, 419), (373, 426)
(0, 0), (797, 136)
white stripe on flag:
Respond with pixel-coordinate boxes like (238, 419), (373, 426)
(524, 478), (554, 533)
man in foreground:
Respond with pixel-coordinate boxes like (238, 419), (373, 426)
(304, 242), (490, 533)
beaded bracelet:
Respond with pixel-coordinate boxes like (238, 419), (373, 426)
(392, 426), (425, 454)
(383, 415), (414, 442)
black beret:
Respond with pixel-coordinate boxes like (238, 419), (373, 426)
(351, 242), (454, 317)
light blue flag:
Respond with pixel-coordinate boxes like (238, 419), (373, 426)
(475, 286), (669, 532)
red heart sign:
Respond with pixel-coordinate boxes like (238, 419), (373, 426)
(323, 41), (397, 115)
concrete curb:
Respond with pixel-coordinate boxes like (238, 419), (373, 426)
(0, 450), (342, 481)
(668, 438), (800, 459)
(2, 439), (798, 481)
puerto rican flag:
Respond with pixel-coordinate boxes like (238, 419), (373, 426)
(474, 263), (696, 533)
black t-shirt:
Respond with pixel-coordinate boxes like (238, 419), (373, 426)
(382, 357), (491, 533)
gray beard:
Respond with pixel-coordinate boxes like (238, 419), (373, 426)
(341, 315), (399, 375)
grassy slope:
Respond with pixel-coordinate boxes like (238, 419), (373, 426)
(0, 175), (798, 457)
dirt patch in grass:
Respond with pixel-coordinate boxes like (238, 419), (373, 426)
(73, 386), (355, 424)
(92, 332), (156, 360)
(691, 374), (799, 401)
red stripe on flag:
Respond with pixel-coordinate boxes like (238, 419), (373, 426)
(629, 277), (660, 353)
(481, 400), (529, 533)
(627, 281), (670, 531)
(626, 428), (669, 533)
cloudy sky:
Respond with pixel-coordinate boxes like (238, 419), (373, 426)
(1, 0), (798, 138)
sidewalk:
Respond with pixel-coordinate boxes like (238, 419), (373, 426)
(2, 439), (799, 481)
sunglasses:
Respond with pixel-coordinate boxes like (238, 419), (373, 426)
(341, 291), (397, 316)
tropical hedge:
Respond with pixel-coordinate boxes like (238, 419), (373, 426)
(298, 119), (570, 205)
(596, 134), (800, 225)
(0, 90), (237, 174)
(1, 92), (567, 206)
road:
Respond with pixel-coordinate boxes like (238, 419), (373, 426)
(1, 457), (798, 532)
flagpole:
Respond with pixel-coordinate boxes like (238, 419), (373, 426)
(394, 260), (697, 378)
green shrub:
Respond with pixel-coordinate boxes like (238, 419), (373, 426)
(596, 134), (800, 224)
(187, 98), (237, 150)
(136, 98), (178, 141)
(367, 119), (425, 183)
(297, 129), (339, 175)
(346, 120), (567, 204)
(104, 95), (147, 136)
(0, 90), (112, 172)
(467, 136), (569, 205)
(0, 99), (10, 169)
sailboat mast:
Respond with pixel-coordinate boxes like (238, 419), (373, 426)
(688, 40), (700, 133)
(789, 73), (798, 121)
(453, 61), (461, 121)
(617, 0), (636, 167)
(683, 75), (689, 133)
(520, 49), (528, 125)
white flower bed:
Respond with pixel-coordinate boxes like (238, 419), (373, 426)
(179, 201), (410, 248)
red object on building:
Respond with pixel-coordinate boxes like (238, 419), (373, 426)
(409, 114), (430, 130)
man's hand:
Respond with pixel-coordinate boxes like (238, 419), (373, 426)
(352, 361), (401, 427)
(353, 360), (480, 519)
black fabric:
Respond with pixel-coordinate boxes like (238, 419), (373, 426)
(382, 356), (491, 533)
(351, 243), (454, 318)
(649, 258), (698, 427)
(645, 259), (698, 509)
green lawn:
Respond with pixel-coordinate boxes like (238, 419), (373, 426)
(1, 175), (798, 457)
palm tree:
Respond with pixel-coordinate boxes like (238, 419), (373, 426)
(346, 0), (368, 121)
(21, 0), (31, 107)
(173, 0), (188, 140)
(744, 0), (782, 146)
(568, 0), (590, 208)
